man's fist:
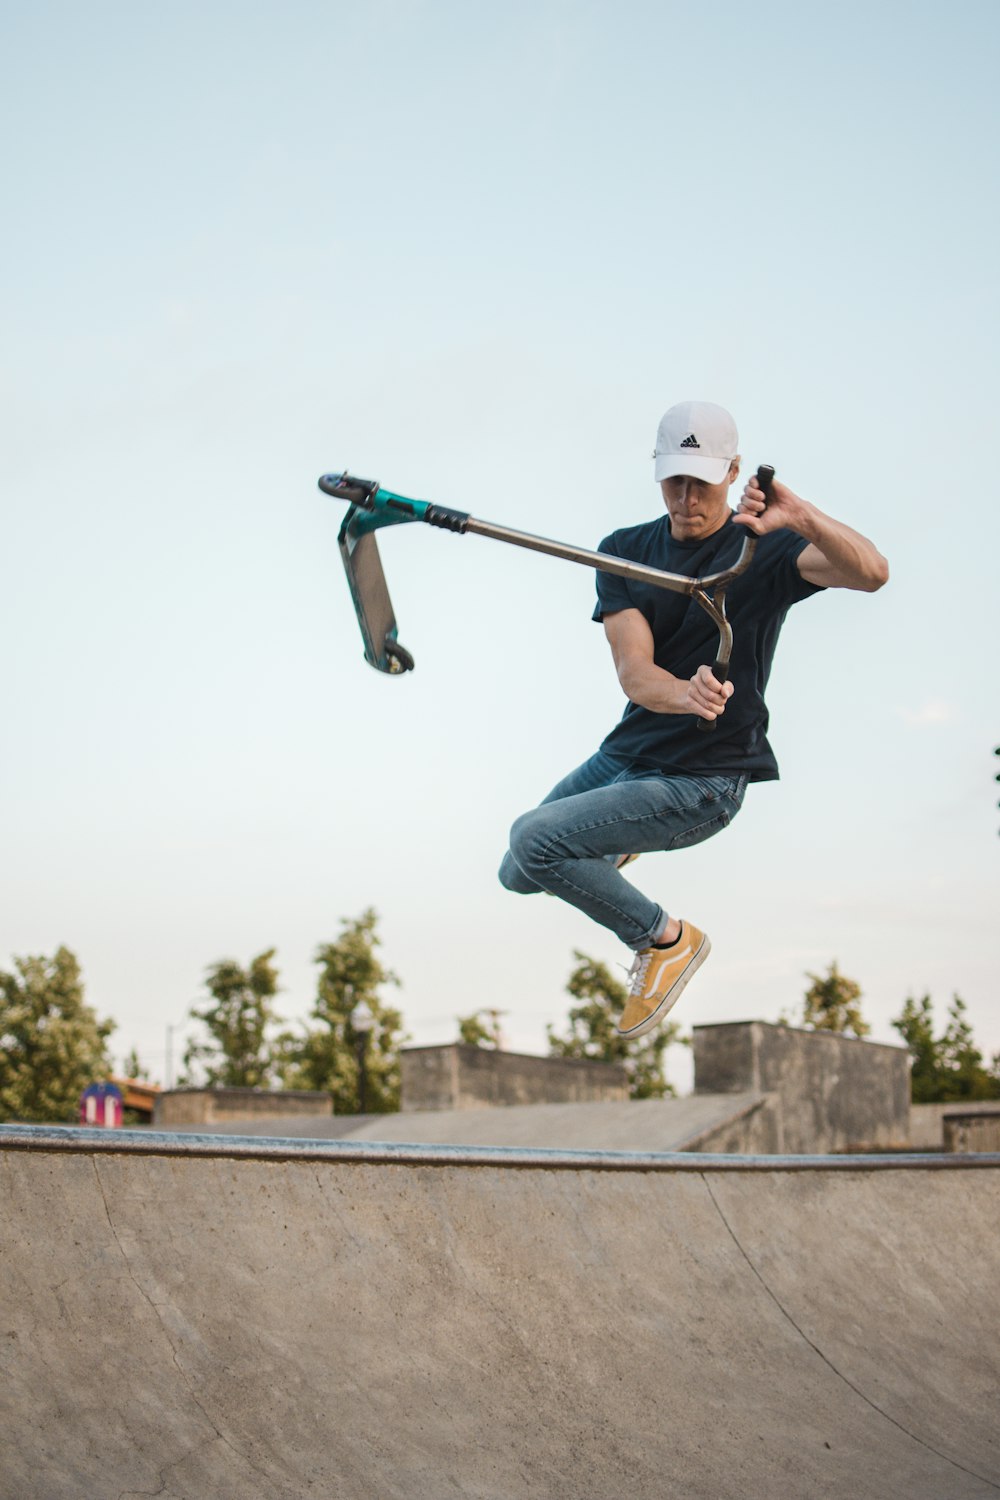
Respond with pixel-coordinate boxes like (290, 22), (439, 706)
(686, 663), (734, 721)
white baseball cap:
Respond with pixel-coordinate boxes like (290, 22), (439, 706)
(653, 400), (739, 484)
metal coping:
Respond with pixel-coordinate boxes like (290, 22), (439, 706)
(2, 1124), (999, 1174)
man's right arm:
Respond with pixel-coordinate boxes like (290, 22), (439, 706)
(602, 608), (734, 723)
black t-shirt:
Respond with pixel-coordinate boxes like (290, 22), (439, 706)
(592, 512), (823, 781)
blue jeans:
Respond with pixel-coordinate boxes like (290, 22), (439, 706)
(499, 749), (747, 950)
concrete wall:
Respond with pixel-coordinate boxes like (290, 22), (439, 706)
(155, 1088), (333, 1127)
(692, 1022), (911, 1154)
(401, 1045), (629, 1112)
(681, 1094), (784, 1154)
(910, 1103), (950, 1150)
(944, 1106), (1000, 1154)
(910, 1102), (1000, 1152)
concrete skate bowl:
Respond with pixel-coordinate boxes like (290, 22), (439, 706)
(1, 1126), (998, 1500)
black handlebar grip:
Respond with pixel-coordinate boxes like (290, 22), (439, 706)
(423, 504), (471, 533)
(756, 464), (775, 503)
(695, 658), (729, 734)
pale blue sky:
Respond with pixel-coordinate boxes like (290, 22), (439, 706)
(2, 0), (997, 1092)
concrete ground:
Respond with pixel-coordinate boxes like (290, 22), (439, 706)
(2, 1125), (998, 1500)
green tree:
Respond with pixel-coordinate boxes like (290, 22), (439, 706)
(122, 1046), (149, 1081)
(891, 993), (937, 1101)
(893, 993), (1000, 1103)
(0, 947), (115, 1123)
(182, 949), (282, 1087)
(801, 961), (870, 1038)
(939, 996), (1000, 1098)
(547, 950), (682, 1099)
(457, 1009), (505, 1048)
(281, 910), (405, 1113)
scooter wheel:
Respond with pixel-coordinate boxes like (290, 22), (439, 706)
(385, 641), (415, 674)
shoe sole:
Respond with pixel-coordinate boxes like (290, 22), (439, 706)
(616, 934), (711, 1040)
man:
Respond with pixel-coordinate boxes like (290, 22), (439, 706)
(499, 400), (888, 1041)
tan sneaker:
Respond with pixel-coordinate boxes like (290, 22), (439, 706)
(617, 921), (710, 1038)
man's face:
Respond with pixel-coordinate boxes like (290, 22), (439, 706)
(660, 460), (740, 541)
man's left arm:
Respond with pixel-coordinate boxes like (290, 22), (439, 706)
(735, 474), (889, 592)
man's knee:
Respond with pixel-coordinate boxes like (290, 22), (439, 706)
(507, 810), (542, 875)
(500, 809), (550, 888)
(499, 841), (539, 895)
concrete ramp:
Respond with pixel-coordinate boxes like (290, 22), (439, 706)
(157, 1091), (771, 1151)
(2, 1126), (998, 1500)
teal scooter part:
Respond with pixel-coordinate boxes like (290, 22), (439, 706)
(321, 471), (472, 675)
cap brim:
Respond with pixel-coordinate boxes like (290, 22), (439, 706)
(654, 453), (731, 484)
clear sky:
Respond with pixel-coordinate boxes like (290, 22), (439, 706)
(2, 0), (997, 1094)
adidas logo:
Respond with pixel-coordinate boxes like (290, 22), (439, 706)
(679, 433), (700, 449)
